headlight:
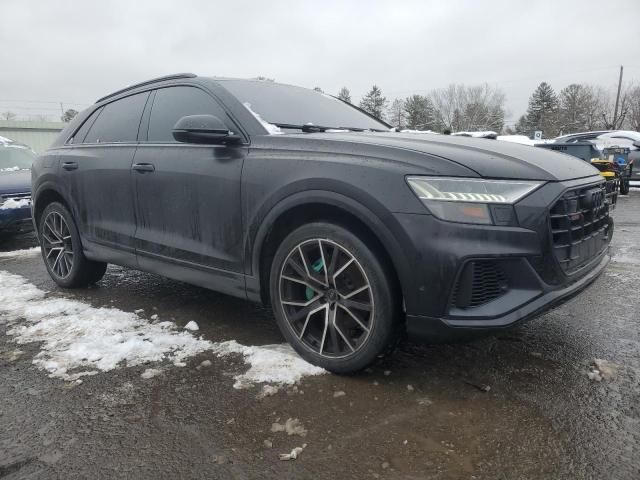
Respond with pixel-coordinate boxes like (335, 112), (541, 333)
(406, 176), (543, 225)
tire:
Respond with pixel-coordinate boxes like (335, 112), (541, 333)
(620, 179), (630, 195)
(38, 202), (107, 288)
(269, 222), (401, 374)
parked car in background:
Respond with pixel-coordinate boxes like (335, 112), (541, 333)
(552, 130), (639, 193)
(32, 74), (614, 373)
(0, 136), (34, 238)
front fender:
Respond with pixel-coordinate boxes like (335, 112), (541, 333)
(245, 185), (416, 305)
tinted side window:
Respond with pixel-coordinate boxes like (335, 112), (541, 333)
(69, 107), (102, 144)
(84, 92), (149, 144)
(147, 86), (229, 142)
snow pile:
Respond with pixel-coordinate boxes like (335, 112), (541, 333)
(0, 198), (31, 210)
(400, 129), (438, 134)
(184, 320), (199, 331)
(0, 267), (325, 387)
(452, 131), (497, 138)
(612, 245), (640, 265)
(0, 271), (212, 380)
(271, 418), (307, 437)
(212, 341), (326, 389)
(497, 135), (538, 146)
(0, 247), (40, 258)
(587, 359), (619, 382)
(0, 166), (23, 172)
(243, 102), (283, 135)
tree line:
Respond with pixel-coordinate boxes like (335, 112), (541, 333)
(336, 81), (640, 138)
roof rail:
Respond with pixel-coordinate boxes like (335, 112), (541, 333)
(95, 73), (197, 103)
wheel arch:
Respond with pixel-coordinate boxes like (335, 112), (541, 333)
(249, 190), (412, 307)
(32, 184), (73, 235)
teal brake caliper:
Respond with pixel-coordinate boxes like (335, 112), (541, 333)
(305, 258), (324, 300)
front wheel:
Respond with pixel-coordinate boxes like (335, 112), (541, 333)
(39, 202), (107, 288)
(269, 222), (401, 374)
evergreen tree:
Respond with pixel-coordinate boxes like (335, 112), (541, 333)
(403, 95), (434, 130)
(359, 85), (388, 120)
(558, 84), (594, 134)
(387, 98), (406, 129)
(524, 82), (560, 137)
(337, 87), (352, 104)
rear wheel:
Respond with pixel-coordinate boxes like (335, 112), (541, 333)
(39, 202), (107, 288)
(270, 222), (401, 373)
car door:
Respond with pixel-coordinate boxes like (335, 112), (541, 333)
(57, 91), (149, 262)
(132, 85), (247, 286)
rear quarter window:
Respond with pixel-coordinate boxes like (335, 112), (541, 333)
(83, 92), (149, 144)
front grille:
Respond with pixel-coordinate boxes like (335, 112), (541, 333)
(451, 260), (508, 309)
(550, 183), (611, 273)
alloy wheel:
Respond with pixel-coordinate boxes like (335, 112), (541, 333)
(42, 211), (74, 279)
(278, 238), (375, 358)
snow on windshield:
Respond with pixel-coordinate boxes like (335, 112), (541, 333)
(243, 102), (284, 135)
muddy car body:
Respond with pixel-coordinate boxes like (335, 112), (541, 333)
(31, 74), (613, 372)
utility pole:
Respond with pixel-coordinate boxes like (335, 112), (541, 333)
(613, 65), (623, 129)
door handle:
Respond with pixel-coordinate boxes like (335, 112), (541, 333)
(132, 163), (155, 173)
(62, 161), (78, 171)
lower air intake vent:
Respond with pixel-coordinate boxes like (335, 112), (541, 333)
(451, 260), (508, 309)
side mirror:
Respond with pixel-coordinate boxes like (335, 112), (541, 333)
(172, 115), (242, 145)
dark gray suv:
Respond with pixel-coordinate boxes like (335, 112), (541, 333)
(32, 74), (613, 373)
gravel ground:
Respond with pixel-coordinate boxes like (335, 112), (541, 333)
(1, 189), (639, 480)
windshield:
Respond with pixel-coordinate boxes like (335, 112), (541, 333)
(0, 144), (35, 171)
(217, 80), (389, 132)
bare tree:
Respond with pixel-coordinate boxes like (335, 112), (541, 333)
(627, 86), (640, 132)
(1, 111), (17, 121)
(430, 84), (505, 132)
(337, 87), (352, 104)
(600, 83), (632, 130)
(387, 98), (406, 129)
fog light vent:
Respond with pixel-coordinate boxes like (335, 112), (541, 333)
(451, 260), (509, 309)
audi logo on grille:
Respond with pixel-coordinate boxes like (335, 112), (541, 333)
(582, 188), (604, 209)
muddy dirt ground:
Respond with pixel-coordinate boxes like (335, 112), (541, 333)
(1, 190), (639, 480)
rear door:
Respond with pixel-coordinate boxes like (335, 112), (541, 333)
(57, 91), (149, 261)
(132, 85), (247, 278)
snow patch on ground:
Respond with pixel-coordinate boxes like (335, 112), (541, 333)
(212, 341), (326, 389)
(611, 245), (640, 265)
(0, 247), (40, 258)
(0, 271), (213, 380)
(0, 269), (325, 387)
(184, 320), (199, 331)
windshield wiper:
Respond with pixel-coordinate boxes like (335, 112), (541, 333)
(272, 123), (380, 133)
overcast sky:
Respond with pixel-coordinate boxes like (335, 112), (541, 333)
(1, 0), (639, 125)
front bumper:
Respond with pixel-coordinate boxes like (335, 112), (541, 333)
(406, 252), (608, 339)
(393, 175), (612, 339)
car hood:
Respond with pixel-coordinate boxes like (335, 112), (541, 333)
(0, 169), (31, 195)
(299, 132), (599, 181)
